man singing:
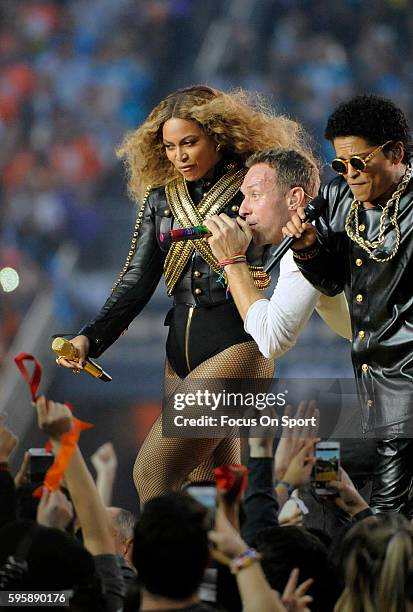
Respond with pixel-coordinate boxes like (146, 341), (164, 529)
(205, 148), (351, 360)
(284, 95), (413, 516)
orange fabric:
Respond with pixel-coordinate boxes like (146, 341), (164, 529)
(34, 416), (93, 497)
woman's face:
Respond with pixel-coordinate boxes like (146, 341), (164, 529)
(162, 118), (222, 181)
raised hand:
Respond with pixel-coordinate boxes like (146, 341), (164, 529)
(55, 335), (90, 373)
(0, 417), (17, 463)
(35, 396), (73, 440)
(37, 488), (74, 531)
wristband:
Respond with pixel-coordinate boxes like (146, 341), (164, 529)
(292, 243), (320, 261)
(230, 548), (262, 575)
(218, 255), (247, 268)
(353, 507), (374, 522)
(216, 255), (247, 297)
(276, 480), (294, 496)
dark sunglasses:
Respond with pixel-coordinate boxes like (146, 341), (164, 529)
(331, 140), (392, 175)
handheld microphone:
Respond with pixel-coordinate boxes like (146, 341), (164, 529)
(160, 226), (211, 245)
(264, 195), (327, 274)
(52, 337), (112, 382)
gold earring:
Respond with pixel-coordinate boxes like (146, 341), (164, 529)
(216, 144), (222, 151)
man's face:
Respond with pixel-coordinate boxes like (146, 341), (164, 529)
(332, 136), (404, 204)
(239, 163), (289, 246)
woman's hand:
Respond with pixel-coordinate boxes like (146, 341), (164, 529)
(55, 335), (90, 372)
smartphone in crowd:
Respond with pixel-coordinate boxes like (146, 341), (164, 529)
(28, 448), (54, 484)
(185, 483), (218, 604)
(313, 441), (340, 495)
(186, 482), (217, 525)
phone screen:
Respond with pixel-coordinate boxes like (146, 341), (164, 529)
(314, 443), (340, 495)
(28, 449), (54, 484)
(186, 485), (217, 510)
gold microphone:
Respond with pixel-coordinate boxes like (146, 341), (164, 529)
(52, 337), (112, 382)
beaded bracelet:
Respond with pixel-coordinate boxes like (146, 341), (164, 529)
(276, 480), (295, 497)
(229, 548), (262, 575)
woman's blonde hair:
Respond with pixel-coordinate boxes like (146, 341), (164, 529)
(116, 85), (318, 201)
(335, 514), (413, 612)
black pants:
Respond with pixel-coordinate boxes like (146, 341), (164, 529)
(370, 438), (413, 518)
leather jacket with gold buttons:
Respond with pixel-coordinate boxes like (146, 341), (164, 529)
(80, 159), (270, 359)
(294, 172), (413, 434)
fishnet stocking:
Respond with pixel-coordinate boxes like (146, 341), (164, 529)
(133, 341), (274, 506)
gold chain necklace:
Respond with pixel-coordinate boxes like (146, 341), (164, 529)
(344, 164), (412, 262)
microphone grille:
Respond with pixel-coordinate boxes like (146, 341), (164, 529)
(51, 337), (76, 359)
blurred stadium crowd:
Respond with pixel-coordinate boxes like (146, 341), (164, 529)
(0, 0), (411, 372)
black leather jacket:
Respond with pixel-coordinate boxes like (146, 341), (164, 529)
(80, 159), (268, 370)
(294, 172), (413, 434)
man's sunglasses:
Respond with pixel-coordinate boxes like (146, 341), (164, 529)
(331, 140), (393, 175)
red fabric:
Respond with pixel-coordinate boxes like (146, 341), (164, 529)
(14, 352), (93, 495)
(14, 352), (42, 401)
(213, 464), (248, 496)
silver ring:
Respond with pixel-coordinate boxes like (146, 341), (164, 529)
(72, 368), (81, 375)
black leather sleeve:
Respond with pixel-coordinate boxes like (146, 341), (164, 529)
(294, 177), (350, 296)
(80, 190), (166, 358)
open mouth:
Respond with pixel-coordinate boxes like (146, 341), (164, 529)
(179, 166), (195, 172)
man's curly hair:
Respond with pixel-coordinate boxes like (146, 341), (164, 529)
(325, 95), (412, 163)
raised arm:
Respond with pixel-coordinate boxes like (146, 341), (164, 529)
(284, 179), (350, 297)
(35, 397), (114, 555)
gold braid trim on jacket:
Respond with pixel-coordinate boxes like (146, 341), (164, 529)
(111, 185), (152, 292)
(164, 169), (270, 294)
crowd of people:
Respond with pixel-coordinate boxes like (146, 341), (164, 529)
(1, 397), (413, 611)
(209, 0), (413, 160)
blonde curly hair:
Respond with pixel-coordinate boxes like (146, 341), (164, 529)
(116, 85), (317, 201)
